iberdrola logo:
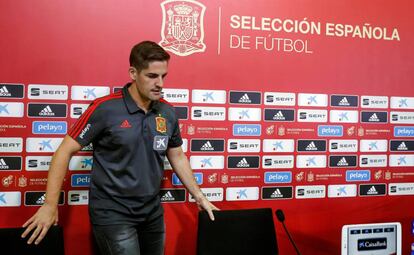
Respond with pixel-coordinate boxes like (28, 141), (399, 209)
(159, 0), (206, 56)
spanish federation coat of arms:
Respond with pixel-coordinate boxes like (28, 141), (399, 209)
(159, 0), (206, 56)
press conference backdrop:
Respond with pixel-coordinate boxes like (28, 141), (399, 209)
(0, 1), (413, 254)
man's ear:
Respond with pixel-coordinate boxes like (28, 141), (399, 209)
(129, 66), (137, 81)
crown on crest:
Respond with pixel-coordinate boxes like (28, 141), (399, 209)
(174, 4), (193, 15)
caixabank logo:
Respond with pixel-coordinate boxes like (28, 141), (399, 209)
(160, 0), (206, 56)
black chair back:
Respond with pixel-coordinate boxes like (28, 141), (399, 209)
(197, 208), (278, 255)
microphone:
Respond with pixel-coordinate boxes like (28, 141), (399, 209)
(275, 209), (302, 255)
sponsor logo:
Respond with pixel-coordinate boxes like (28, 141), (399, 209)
(227, 156), (260, 169)
(329, 140), (358, 152)
(330, 110), (358, 123)
(229, 91), (261, 105)
(71, 86), (110, 100)
(161, 88), (189, 103)
(160, 189), (186, 202)
(0, 83), (24, 98)
(388, 183), (414, 195)
(346, 170), (371, 182)
(391, 111), (414, 124)
(28, 84), (68, 100)
(262, 156), (294, 169)
(264, 172), (292, 183)
(264, 109), (295, 122)
(394, 126), (414, 137)
(190, 156), (225, 169)
(262, 186), (293, 199)
(153, 136), (168, 151)
(327, 184), (357, 197)
(26, 156), (52, 171)
(296, 155), (327, 168)
(68, 190), (89, 205)
(226, 187), (259, 201)
(70, 104), (88, 118)
(0, 102), (24, 117)
(0, 156), (22, 171)
(318, 125), (343, 137)
(191, 89), (226, 104)
(189, 188), (224, 202)
(357, 238), (387, 251)
(361, 111), (388, 123)
(27, 103), (67, 118)
(160, 0), (206, 56)
(390, 140), (414, 151)
(191, 107), (226, 120)
(190, 139), (225, 152)
(79, 124), (91, 139)
(0, 138), (23, 153)
(297, 140), (326, 152)
(232, 124), (261, 136)
(174, 106), (188, 119)
(295, 185), (326, 199)
(0, 192), (21, 207)
(71, 174), (91, 187)
(329, 155), (357, 167)
(81, 143), (93, 152)
(359, 184), (386, 196)
(360, 140), (388, 152)
(298, 109), (328, 122)
(228, 107), (261, 121)
(298, 93), (328, 107)
(32, 121), (67, 135)
(389, 154), (414, 167)
(391, 97), (414, 109)
(264, 92), (295, 106)
(330, 95), (358, 107)
(359, 155), (387, 167)
(263, 139), (294, 152)
(120, 119), (132, 128)
(227, 139), (260, 152)
(172, 173), (203, 185)
(25, 191), (65, 206)
(68, 156), (93, 170)
(361, 96), (388, 108)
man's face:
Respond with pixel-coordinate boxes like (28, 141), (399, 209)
(134, 60), (168, 102)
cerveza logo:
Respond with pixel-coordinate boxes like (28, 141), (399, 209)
(160, 0), (206, 56)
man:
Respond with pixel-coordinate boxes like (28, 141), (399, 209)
(22, 41), (218, 255)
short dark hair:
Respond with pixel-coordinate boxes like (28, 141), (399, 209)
(129, 41), (170, 72)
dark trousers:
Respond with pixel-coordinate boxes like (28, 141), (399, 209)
(92, 214), (165, 255)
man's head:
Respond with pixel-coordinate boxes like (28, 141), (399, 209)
(129, 41), (170, 103)
(129, 41), (170, 72)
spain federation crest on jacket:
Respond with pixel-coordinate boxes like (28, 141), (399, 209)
(159, 0), (206, 56)
(156, 116), (167, 133)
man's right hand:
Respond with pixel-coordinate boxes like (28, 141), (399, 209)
(21, 203), (58, 245)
